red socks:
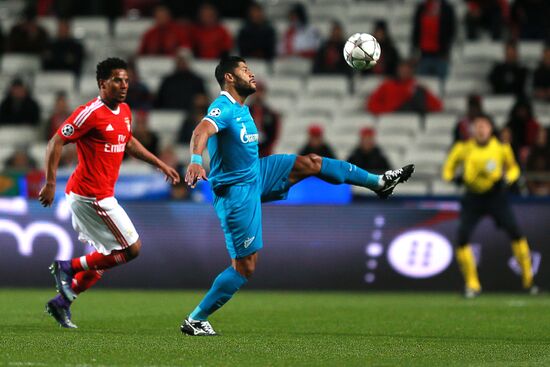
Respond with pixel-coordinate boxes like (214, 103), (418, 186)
(71, 270), (104, 294)
(71, 251), (129, 272)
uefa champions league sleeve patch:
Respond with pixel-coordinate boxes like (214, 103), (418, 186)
(208, 108), (221, 117)
(61, 124), (75, 137)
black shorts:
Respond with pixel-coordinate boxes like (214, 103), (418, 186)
(457, 187), (522, 246)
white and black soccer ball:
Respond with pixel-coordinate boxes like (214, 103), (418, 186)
(343, 33), (381, 71)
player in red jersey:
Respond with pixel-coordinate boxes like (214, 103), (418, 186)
(38, 58), (180, 328)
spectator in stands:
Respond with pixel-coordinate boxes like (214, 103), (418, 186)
(298, 124), (336, 158)
(312, 21), (351, 77)
(279, 3), (321, 58)
(367, 60), (443, 115)
(533, 46), (550, 102)
(347, 128), (391, 174)
(0, 78), (41, 126)
(488, 41), (529, 96)
(465, 0), (507, 40)
(46, 91), (71, 139)
(367, 20), (400, 77)
(453, 94), (484, 142)
(506, 98), (540, 154)
(237, 2), (276, 62)
(191, 3), (233, 59)
(525, 127), (550, 195)
(510, 0), (550, 41)
(7, 6), (49, 54)
(138, 4), (191, 56)
(248, 81), (281, 157)
(178, 94), (209, 144)
(125, 61), (152, 111)
(155, 49), (207, 112)
(4, 148), (36, 172)
(131, 111), (160, 157)
(412, 0), (456, 80)
(42, 18), (84, 77)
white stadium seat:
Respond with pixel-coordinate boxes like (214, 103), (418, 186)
(377, 114), (421, 136)
(264, 77), (302, 98)
(273, 58), (312, 77)
(306, 76), (349, 97)
(34, 72), (75, 93)
(297, 96), (341, 117)
(355, 75), (384, 96)
(148, 110), (185, 134)
(246, 59), (270, 79)
(1, 54), (41, 75)
(136, 56), (175, 78)
(72, 17), (109, 38)
(114, 18), (154, 39)
(463, 42), (502, 61)
(424, 113), (457, 135)
(483, 95), (515, 114)
(190, 60), (219, 80)
(376, 133), (411, 153)
(392, 181), (429, 196)
(0, 126), (38, 146)
(432, 180), (460, 195)
(79, 76), (100, 98)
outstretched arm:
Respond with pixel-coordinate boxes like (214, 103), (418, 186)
(38, 134), (66, 207)
(126, 136), (180, 184)
(185, 119), (217, 188)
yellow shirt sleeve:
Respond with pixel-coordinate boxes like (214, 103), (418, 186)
(503, 144), (520, 184)
(442, 142), (463, 182)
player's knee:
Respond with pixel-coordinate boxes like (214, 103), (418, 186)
(126, 240), (141, 260)
(296, 154), (322, 175)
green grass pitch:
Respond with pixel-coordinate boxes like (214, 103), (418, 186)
(1, 289), (549, 366)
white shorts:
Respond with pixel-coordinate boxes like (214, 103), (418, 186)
(66, 192), (139, 255)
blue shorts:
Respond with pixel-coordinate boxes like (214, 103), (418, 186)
(213, 154), (297, 259)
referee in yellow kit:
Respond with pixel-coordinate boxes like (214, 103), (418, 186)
(442, 114), (537, 297)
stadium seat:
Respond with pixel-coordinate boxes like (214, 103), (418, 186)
(141, 75), (162, 94)
(309, 5), (347, 22)
(114, 18), (153, 39)
(148, 110), (185, 135)
(463, 42), (502, 61)
(72, 17), (110, 38)
(136, 56), (175, 78)
(190, 60), (219, 80)
(29, 143), (48, 169)
(418, 76), (442, 97)
(265, 95), (295, 115)
(424, 113), (457, 135)
(222, 19), (242, 38)
(79, 76), (100, 98)
(273, 58), (312, 77)
(414, 133), (453, 151)
(355, 75), (384, 96)
(405, 150), (446, 177)
(346, 20), (376, 36)
(112, 37), (141, 58)
(519, 41), (544, 62)
(0, 126), (38, 146)
(34, 72), (76, 94)
(376, 133), (411, 153)
(245, 58), (270, 78)
(339, 95), (367, 113)
(174, 143), (191, 165)
(0, 146), (16, 167)
(297, 96), (341, 118)
(443, 96), (466, 113)
(347, 2), (391, 22)
(264, 76), (302, 98)
(282, 115), (332, 136)
(306, 76), (349, 98)
(483, 95), (515, 114)
(384, 149), (403, 167)
(1, 54), (41, 75)
(333, 115), (376, 132)
(377, 114), (421, 136)
(37, 16), (58, 36)
(444, 78), (486, 97)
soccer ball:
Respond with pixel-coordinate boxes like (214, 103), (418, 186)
(343, 33), (381, 71)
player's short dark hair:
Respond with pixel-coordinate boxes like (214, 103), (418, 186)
(96, 58), (128, 84)
(215, 56), (246, 88)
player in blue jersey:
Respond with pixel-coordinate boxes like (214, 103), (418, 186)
(180, 56), (414, 336)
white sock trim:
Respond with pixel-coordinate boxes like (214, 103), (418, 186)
(80, 255), (89, 270)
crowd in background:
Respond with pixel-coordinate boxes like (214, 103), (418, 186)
(0, 0), (549, 198)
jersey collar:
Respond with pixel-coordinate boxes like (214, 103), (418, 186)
(220, 91), (236, 104)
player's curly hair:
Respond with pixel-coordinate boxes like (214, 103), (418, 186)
(96, 57), (128, 84)
(215, 56), (246, 88)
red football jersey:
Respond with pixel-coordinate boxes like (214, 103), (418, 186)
(57, 97), (132, 200)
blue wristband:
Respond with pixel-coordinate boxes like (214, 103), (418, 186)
(191, 154), (203, 166)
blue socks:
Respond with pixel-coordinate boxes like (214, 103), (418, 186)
(189, 266), (248, 321)
(318, 158), (382, 190)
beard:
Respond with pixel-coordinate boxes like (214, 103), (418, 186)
(234, 75), (256, 97)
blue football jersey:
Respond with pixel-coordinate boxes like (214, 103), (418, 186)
(204, 91), (260, 189)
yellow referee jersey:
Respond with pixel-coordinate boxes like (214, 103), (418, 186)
(442, 137), (520, 194)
